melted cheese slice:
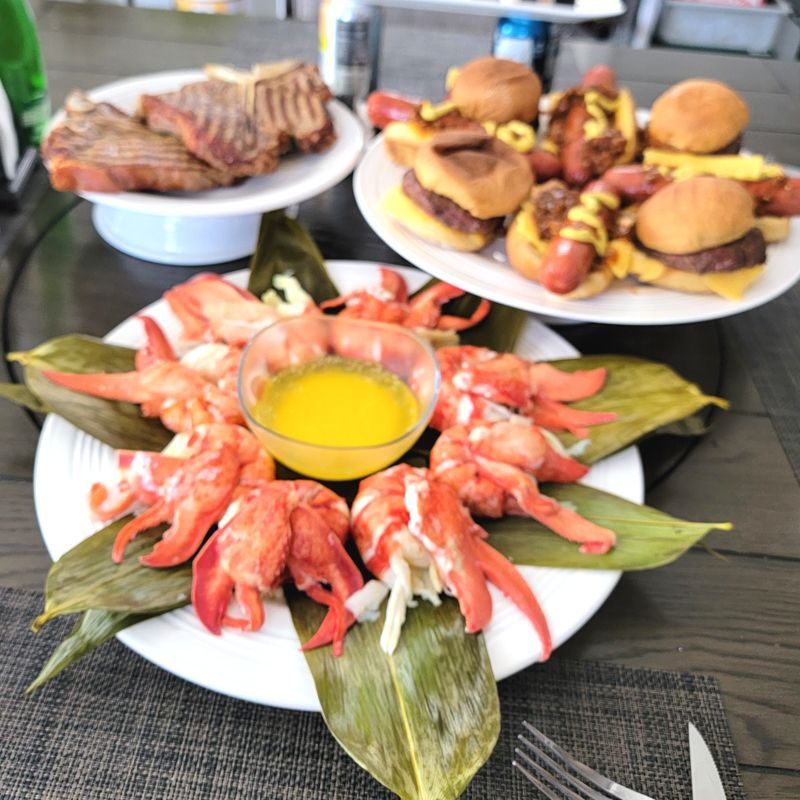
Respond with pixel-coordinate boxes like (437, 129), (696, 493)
(515, 204), (550, 255)
(643, 149), (784, 181)
(701, 266), (765, 300)
(628, 250), (764, 300)
(380, 186), (489, 252)
(603, 238), (634, 279)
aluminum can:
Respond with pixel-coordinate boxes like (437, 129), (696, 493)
(319, 0), (381, 106)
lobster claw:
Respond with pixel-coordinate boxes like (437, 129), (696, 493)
(192, 529), (235, 636)
(42, 368), (151, 403)
(289, 505), (364, 656)
(529, 396), (617, 439)
(406, 283), (490, 331)
(528, 363), (608, 402)
(135, 315), (177, 370)
(472, 537), (552, 659)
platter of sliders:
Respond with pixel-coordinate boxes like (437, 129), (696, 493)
(42, 63), (366, 265)
(355, 58), (800, 324)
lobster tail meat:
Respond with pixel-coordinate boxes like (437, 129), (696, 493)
(351, 464), (551, 656)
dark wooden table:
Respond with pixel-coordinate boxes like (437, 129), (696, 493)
(2, 4), (799, 798)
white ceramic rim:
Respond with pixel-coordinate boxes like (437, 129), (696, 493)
(33, 261), (643, 710)
(353, 134), (800, 325)
(47, 70), (367, 217)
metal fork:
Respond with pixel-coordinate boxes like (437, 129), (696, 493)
(513, 721), (657, 800)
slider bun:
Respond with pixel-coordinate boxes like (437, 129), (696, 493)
(636, 176), (754, 254)
(381, 185), (493, 252)
(648, 79), (749, 154)
(451, 57), (542, 124)
(754, 215), (790, 244)
(383, 121), (432, 167)
(505, 212), (612, 298)
(415, 130), (533, 219)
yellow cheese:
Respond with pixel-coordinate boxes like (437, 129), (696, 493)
(604, 238), (634, 279)
(445, 67), (460, 91)
(701, 266), (765, 300)
(643, 149), (784, 182)
(380, 186), (489, 252)
(629, 250), (667, 282)
(613, 89), (637, 165)
(515, 203), (549, 255)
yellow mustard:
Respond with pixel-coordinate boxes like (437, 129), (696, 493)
(582, 89), (619, 140)
(559, 190), (618, 255)
(419, 99), (457, 122)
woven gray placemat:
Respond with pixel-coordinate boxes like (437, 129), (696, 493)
(1, 586), (746, 799)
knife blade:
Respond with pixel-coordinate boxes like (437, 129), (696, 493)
(689, 722), (727, 800)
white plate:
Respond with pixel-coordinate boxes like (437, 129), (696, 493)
(33, 261), (643, 711)
(51, 70), (367, 218)
(354, 135), (800, 325)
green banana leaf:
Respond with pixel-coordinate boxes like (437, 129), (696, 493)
(34, 517), (191, 631)
(549, 355), (727, 465)
(27, 609), (150, 694)
(485, 484), (731, 571)
(0, 382), (50, 413)
(247, 210), (339, 303)
(290, 592), (499, 800)
(8, 335), (173, 451)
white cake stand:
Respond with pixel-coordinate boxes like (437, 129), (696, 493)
(50, 71), (367, 266)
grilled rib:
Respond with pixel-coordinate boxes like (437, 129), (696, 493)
(42, 92), (235, 193)
(140, 62), (336, 177)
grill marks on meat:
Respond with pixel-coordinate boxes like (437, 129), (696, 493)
(402, 171), (504, 236)
(41, 92), (235, 193)
(636, 228), (766, 274)
(140, 64), (336, 177)
(141, 81), (283, 177)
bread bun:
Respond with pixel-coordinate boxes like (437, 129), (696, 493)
(754, 214), (790, 244)
(383, 121), (432, 167)
(506, 211), (612, 298)
(636, 176), (754, 254)
(451, 57), (542, 124)
(648, 79), (749, 154)
(415, 130), (533, 219)
(380, 185), (492, 252)
(506, 211), (543, 282)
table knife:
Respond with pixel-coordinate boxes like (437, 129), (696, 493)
(689, 722), (727, 800)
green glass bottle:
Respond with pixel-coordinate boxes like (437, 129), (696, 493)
(0, 0), (50, 151)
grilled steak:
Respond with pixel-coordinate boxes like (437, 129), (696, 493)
(140, 62), (336, 178)
(42, 92), (235, 193)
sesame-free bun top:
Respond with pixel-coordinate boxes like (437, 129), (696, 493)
(648, 79), (749, 154)
(414, 129), (533, 219)
(636, 176), (755, 254)
(451, 57), (542, 124)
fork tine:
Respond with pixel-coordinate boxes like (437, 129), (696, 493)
(513, 758), (576, 800)
(514, 746), (589, 800)
(521, 722), (656, 800)
(517, 737), (613, 800)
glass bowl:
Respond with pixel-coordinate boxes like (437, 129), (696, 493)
(239, 316), (440, 481)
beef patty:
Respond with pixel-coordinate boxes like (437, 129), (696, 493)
(401, 171), (504, 236)
(636, 227), (766, 274)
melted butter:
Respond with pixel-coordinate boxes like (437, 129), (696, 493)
(253, 356), (419, 448)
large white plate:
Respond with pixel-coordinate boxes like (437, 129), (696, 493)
(354, 135), (800, 325)
(50, 71), (366, 218)
(33, 261), (643, 711)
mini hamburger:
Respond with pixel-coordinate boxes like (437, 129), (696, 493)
(383, 57), (542, 167)
(647, 79), (749, 155)
(382, 129), (533, 252)
(631, 176), (766, 299)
